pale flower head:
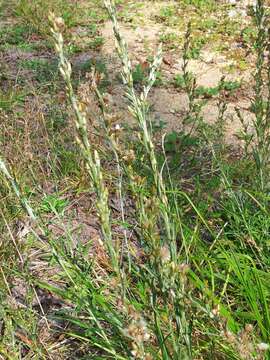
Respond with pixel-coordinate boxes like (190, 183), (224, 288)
(257, 342), (269, 351)
(228, 9), (238, 18)
(160, 245), (170, 263)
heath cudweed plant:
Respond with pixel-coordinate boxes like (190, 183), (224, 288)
(49, 13), (119, 272)
(103, 0), (178, 258)
(2, 0), (270, 359)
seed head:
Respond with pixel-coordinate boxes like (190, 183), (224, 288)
(160, 246), (170, 263)
(257, 342), (269, 351)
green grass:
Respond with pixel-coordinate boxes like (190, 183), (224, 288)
(0, 88), (26, 111)
(19, 58), (59, 84)
(0, 24), (33, 46)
